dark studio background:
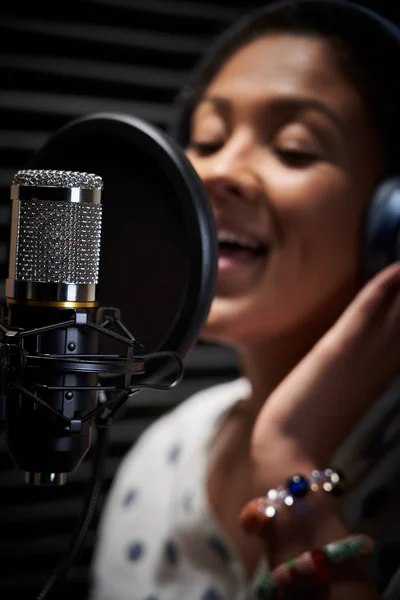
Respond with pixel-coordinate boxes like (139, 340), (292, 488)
(0, 1), (400, 599)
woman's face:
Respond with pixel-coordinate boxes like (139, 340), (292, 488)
(185, 33), (384, 345)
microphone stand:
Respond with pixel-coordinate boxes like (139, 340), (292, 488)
(0, 306), (184, 599)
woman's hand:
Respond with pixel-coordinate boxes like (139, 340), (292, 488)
(250, 261), (400, 483)
(246, 264), (400, 599)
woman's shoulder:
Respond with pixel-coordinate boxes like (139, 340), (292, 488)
(113, 378), (250, 476)
(169, 376), (251, 425)
(135, 378), (250, 449)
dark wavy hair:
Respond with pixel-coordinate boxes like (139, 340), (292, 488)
(170, 0), (400, 177)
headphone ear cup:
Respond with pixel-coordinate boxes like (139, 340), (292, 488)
(361, 177), (400, 282)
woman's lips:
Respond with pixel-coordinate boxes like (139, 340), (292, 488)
(214, 221), (271, 293)
(217, 245), (270, 285)
(218, 245), (267, 272)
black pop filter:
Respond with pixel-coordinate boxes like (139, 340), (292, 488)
(29, 112), (217, 378)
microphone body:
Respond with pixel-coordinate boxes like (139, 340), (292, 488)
(5, 305), (98, 485)
(1, 170), (103, 485)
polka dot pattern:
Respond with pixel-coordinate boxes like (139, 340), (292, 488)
(182, 490), (194, 513)
(127, 541), (145, 562)
(167, 443), (182, 463)
(122, 488), (138, 506)
(201, 587), (224, 600)
(207, 535), (232, 563)
(165, 539), (179, 566)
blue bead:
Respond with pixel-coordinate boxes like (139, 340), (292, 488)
(126, 541), (145, 562)
(287, 474), (309, 498)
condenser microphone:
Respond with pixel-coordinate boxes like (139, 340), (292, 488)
(0, 116), (218, 598)
(2, 169), (104, 486)
(0, 113), (218, 493)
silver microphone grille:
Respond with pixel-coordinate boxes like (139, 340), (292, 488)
(9, 169), (103, 291)
(13, 169), (104, 190)
(17, 202), (102, 284)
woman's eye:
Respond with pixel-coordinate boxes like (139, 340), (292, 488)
(274, 147), (319, 167)
(188, 142), (222, 156)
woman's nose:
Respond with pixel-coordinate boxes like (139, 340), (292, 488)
(195, 145), (262, 207)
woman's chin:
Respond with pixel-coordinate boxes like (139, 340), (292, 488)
(200, 294), (259, 345)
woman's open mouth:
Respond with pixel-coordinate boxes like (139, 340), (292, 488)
(217, 229), (268, 273)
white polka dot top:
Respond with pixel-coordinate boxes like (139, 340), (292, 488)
(90, 378), (269, 600)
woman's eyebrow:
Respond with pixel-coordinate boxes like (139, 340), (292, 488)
(195, 95), (232, 117)
(269, 96), (346, 135)
(198, 94), (345, 135)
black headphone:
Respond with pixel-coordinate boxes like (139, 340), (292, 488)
(335, 2), (400, 282)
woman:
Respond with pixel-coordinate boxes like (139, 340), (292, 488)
(90, 1), (400, 598)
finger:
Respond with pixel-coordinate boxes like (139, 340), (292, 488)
(355, 261), (400, 317)
(323, 261), (400, 350)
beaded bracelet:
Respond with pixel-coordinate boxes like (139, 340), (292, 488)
(254, 534), (374, 599)
(239, 468), (347, 537)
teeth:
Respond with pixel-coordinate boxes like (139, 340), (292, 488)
(217, 230), (262, 250)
